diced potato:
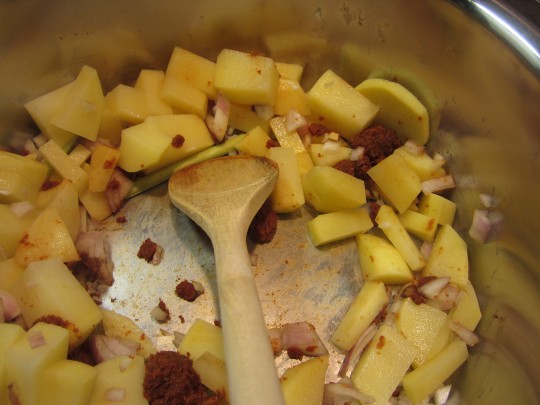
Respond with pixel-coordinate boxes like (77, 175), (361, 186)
(192, 351), (229, 401)
(375, 205), (425, 271)
(235, 126), (273, 156)
(215, 49), (280, 106)
(306, 69), (378, 141)
(0, 151), (49, 203)
(117, 120), (171, 172)
(398, 209), (437, 243)
(0, 204), (40, 259)
(97, 107), (124, 146)
(330, 281), (388, 351)
(402, 340), (468, 404)
(101, 309), (157, 357)
(4, 322), (69, 405)
(450, 281), (482, 330)
(88, 144), (120, 192)
(105, 84), (149, 124)
(0, 323), (25, 405)
(177, 319), (225, 361)
(368, 153), (422, 214)
(280, 355), (329, 405)
(142, 114), (215, 174)
(24, 82), (76, 147)
(39, 359), (97, 405)
(394, 147), (446, 181)
(356, 78), (430, 145)
(161, 75), (208, 118)
(134, 69), (174, 116)
(46, 180), (80, 241)
(350, 323), (419, 405)
(228, 103), (270, 133)
(302, 165), (366, 213)
(274, 78), (311, 116)
(68, 143), (92, 166)
(418, 193), (456, 226)
(269, 116), (306, 154)
(89, 355), (147, 405)
(295, 150), (315, 175)
(40, 140), (89, 194)
(266, 146), (305, 213)
(275, 62), (304, 81)
(79, 187), (112, 221)
(308, 208), (373, 247)
(422, 224), (468, 288)
(14, 207), (80, 266)
(166, 47), (218, 99)
(426, 317), (453, 361)
(0, 258), (26, 292)
(356, 234), (413, 284)
(50, 65), (105, 141)
(308, 143), (352, 167)
(12, 257), (103, 349)
(396, 298), (448, 368)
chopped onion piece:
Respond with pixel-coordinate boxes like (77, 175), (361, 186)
(429, 283), (460, 311)
(435, 385), (452, 405)
(479, 193), (498, 208)
(350, 146), (365, 161)
(10, 201), (35, 217)
(172, 331), (185, 347)
(27, 330), (47, 349)
(284, 109), (307, 132)
(191, 280), (204, 295)
(249, 253), (259, 266)
(206, 93), (231, 142)
(150, 244), (164, 266)
(449, 321), (480, 346)
(323, 378), (376, 405)
(0, 289), (22, 321)
(150, 305), (169, 323)
(403, 140), (425, 155)
(338, 323), (377, 377)
(418, 277), (450, 300)
(104, 387), (126, 402)
(268, 327), (283, 356)
(32, 133), (49, 148)
(118, 357), (132, 372)
(321, 139), (341, 154)
(420, 241), (432, 260)
(323, 131), (340, 142)
(468, 209), (491, 243)
(282, 322), (328, 358)
(254, 105), (275, 121)
(421, 175), (455, 194)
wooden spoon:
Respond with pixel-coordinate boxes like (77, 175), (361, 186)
(168, 155), (284, 405)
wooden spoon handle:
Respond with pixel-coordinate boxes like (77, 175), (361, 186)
(213, 230), (285, 405)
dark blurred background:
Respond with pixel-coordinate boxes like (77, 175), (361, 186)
(508, 0), (540, 26)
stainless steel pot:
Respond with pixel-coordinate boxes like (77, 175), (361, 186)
(1, 1), (539, 404)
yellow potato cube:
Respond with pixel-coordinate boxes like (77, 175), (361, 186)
(0, 323), (25, 405)
(192, 352), (229, 401)
(0, 204), (39, 260)
(302, 165), (366, 213)
(402, 340), (468, 404)
(422, 224), (468, 288)
(450, 281), (482, 330)
(418, 193), (456, 226)
(356, 234), (414, 284)
(426, 318), (453, 361)
(40, 140), (89, 194)
(89, 355), (147, 405)
(101, 309), (156, 357)
(228, 103), (270, 133)
(275, 62), (304, 81)
(266, 146), (305, 213)
(166, 47), (218, 99)
(295, 150), (315, 175)
(394, 147), (446, 181)
(50, 65), (105, 141)
(105, 84), (149, 124)
(178, 319), (225, 361)
(12, 257), (102, 349)
(281, 355), (329, 405)
(24, 82), (76, 147)
(274, 78), (311, 116)
(39, 359), (97, 405)
(88, 144), (120, 192)
(47, 180), (80, 241)
(14, 207), (80, 266)
(134, 69), (174, 116)
(308, 208), (373, 247)
(142, 114), (215, 174)
(368, 153), (422, 214)
(161, 75), (208, 118)
(306, 69), (379, 140)
(269, 116), (307, 153)
(68, 143), (92, 166)
(0, 151), (49, 204)
(396, 298), (448, 368)
(79, 187), (112, 221)
(97, 107), (124, 146)
(308, 143), (352, 167)
(398, 209), (437, 243)
(235, 126), (273, 156)
(376, 205), (425, 271)
(351, 323), (419, 405)
(215, 49), (280, 106)
(5, 322), (69, 405)
(330, 281), (388, 351)
(0, 258), (26, 292)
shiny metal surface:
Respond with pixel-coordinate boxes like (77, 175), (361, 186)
(1, 1), (539, 404)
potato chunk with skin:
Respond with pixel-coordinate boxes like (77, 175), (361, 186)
(308, 208), (373, 247)
(281, 355), (329, 405)
(12, 257), (102, 349)
(356, 233), (413, 284)
(215, 49), (280, 106)
(266, 146), (305, 213)
(330, 281), (388, 351)
(306, 69), (379, 141)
